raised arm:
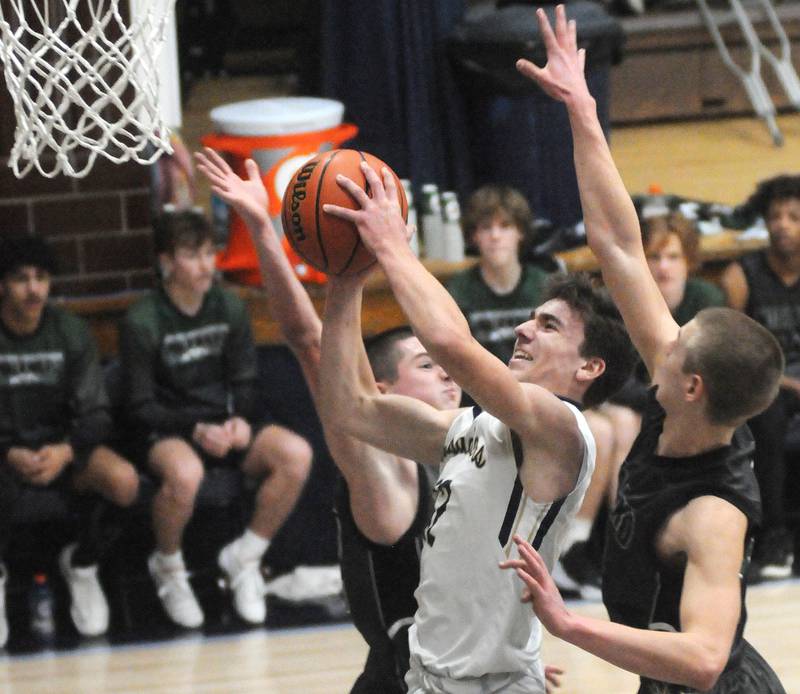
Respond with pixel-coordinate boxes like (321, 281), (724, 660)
(323, 165), (577, 463)
(319, 274), (458, 467)
(195, 148), (323, 388)
(197, 149), (433, 542)
(516, 6), (678, 375)
(195, 148), (380, 402)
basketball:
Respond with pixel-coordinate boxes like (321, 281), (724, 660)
(281, 149), (408, 276)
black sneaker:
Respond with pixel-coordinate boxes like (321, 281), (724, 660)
(552, 541), (602, 601)
(748, 528), (794, 584)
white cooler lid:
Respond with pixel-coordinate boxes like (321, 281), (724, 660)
(209, 97), (345, 137)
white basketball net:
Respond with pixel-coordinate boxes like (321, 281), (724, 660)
(0, 0), (176, 178)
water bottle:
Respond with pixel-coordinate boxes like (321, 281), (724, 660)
(440, 191), (465, 263)
(400, 179), (420, 257)
(210, 192), (230, 247)
(641, 183), (670, 220)
(420, 183), (445, 260)
(29, 573), (56, 642)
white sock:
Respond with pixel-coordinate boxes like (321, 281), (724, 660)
(155, 549), (185, 571)
(235, 529), (270, 562)
(561, 518), (593, 554)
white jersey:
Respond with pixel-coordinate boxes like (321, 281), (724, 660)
(408, 402), (595, 683)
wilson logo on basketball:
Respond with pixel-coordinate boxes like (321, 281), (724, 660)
(288, 160), (318, 243)
(280, 148), (407, 276)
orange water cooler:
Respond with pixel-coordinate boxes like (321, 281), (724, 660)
(201, 97), (358, 285)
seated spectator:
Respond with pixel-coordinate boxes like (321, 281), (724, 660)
(0, 236), (139, 646)
(119, 210), (312, 629)
(720, 174), (800, 582)
(447, 185), (553, 366)
(555, 212), (725, 597)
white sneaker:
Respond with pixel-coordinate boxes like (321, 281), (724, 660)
(551, 555), (602, 602)
(59, 544), (109, 637)
(0, 564), (7, 648)
(263, 565), (343, 603)
(147, 553), (204, 629)
(218, 541), (266, 624)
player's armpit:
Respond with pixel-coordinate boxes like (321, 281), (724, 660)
(516, 389), (587, 502)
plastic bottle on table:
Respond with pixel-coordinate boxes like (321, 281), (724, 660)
(641, 183), (670, 220)
(210, 193), (231, 247)
(441, 191), (465, 263)
(420, 183), (444, 260)
(400, 179), (420, 257)
(29, 572), (55, 643)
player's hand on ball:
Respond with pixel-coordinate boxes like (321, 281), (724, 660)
(325, 162), (411, 258)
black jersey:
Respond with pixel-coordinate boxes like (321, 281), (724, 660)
(741, 250), (800, 369)
(603, 389), (773, 694)
(335, 463), (435, 694)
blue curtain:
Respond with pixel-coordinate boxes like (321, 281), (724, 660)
(450, 1), (620, 227)
(464, 67), (611, 228)
(321, 0), (472, 197)
(322, 0), (619, 228)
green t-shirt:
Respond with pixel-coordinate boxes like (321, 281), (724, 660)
(0, 305), (111, 462)
(447, 263), (551, 363)
(119, 284), (257, 439)
(673, 277), (726, 326)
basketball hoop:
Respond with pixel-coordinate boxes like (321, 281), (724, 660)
(0, 0), (177, 178)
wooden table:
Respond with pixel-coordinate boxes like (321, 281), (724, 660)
(556, 229), (768, 272)
(56, 231), (767, 358)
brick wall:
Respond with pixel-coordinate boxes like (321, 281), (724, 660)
(0, 28), (157, 298)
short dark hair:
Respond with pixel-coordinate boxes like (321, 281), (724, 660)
(0, 235), (57, 280)
(461, 185), (535, 254)
(683, 307), (784, 425)
(543, 273), (637, 408)
(365, 326), (415, 383)
(153, 209), (214, 255)
(744, 174), (800, 218)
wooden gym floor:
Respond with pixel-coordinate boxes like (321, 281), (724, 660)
(2, 579), (798, 693)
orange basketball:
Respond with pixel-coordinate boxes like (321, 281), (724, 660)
(280, 149), (408, 276)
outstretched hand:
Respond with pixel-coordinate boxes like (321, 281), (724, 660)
(323, 162), (412, 259)
(194, 147), (270, 229)
(499, 534), (574, 638)
(515, 5), (589, 105)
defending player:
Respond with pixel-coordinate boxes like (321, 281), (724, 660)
(194, 149), (461, 692)
(500, 7), (786, 693)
